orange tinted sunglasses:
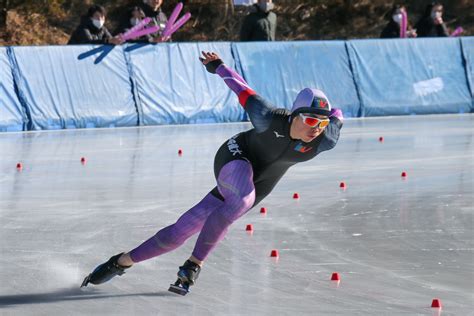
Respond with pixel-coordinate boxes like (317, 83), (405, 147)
(299, 113), (330, 128)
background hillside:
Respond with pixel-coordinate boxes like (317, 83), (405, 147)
(0, 0), (472, 46)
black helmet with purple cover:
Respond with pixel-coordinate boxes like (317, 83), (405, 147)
(291, 88), (332, 117)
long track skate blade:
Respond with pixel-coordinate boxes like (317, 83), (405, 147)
(80, 275), (91, 288)
(168, 284), (189, 296)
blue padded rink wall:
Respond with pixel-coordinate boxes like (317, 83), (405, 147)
(1, 39), (474, 315)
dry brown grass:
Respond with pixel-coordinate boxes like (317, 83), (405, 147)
(1, 0), (472, 46)
(4, 10), (70, 45)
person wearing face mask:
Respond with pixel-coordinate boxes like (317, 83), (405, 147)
(116, 0), (168, 42)
(141, 0), (168, 40)
(415, 2), (449, 37)
(381, 5), (417, 38)
(116, 6), (153, 43)
(240, 0), (277, 41)
(68, 5), (123, 45)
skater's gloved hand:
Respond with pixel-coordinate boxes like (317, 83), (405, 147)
(199, 51), (223, 74)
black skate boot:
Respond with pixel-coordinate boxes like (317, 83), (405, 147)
(168, 260), (201, 296)
(81, 253), (131, 287)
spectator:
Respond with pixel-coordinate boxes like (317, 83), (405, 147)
(240, 0), (277, 41)
(415, 2), (449, 37)
(68, 5), (123, 45)
(381, 5), (416, 38)
(116, 0), (168, 42)
(141, 0), (168, 38)
(116, 6), (153, 43)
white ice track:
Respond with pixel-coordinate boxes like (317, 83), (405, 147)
(0, 114), (473, 315)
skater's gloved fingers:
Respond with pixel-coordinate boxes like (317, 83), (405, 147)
(200, 51), (212, 64)
(201, 51), (212, 59)
(201, 51), (220, 62)
(199, 54), (210, 65)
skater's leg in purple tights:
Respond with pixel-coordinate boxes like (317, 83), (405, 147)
(191, 159), (255, 262)
(129, 192), (223, 263)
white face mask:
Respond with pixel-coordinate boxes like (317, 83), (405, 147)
(259, 2), (274, 12)
(431, 11), (442, 19)
(130, 18), (140, 26)
(91, 18), (104, 29)
(392, 13), (403, 24)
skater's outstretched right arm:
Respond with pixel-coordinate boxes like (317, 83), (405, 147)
(199, 51), (279, 133)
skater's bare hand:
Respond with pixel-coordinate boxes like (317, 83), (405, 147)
(199, 51), (221, 65)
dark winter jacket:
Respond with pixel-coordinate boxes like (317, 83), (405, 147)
(240, 4), (277, 41)
(381, 21), (400, 38)
(68, 17), (113, 45)
(415, 17), (449, 37)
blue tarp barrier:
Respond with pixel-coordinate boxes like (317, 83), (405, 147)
(0, 47), (25, 132)
(125, 42), (243, 125)
(1, 38), (472, 133)
(232, 41), (361, 118)
(9, 45), (138, 130)
(460, 37), (474, 107)
(347, 38), (472, 116)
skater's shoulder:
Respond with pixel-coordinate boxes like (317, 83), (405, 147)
(245, 95), (288, 118)
(268, 108), (292, 126)
(271, 107), (291, 117)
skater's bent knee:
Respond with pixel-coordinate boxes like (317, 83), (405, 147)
(220, 193), (255, 223)
(230, 191), (255, 211)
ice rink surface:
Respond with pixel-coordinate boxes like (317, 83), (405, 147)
(0, 114), (473, 315)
